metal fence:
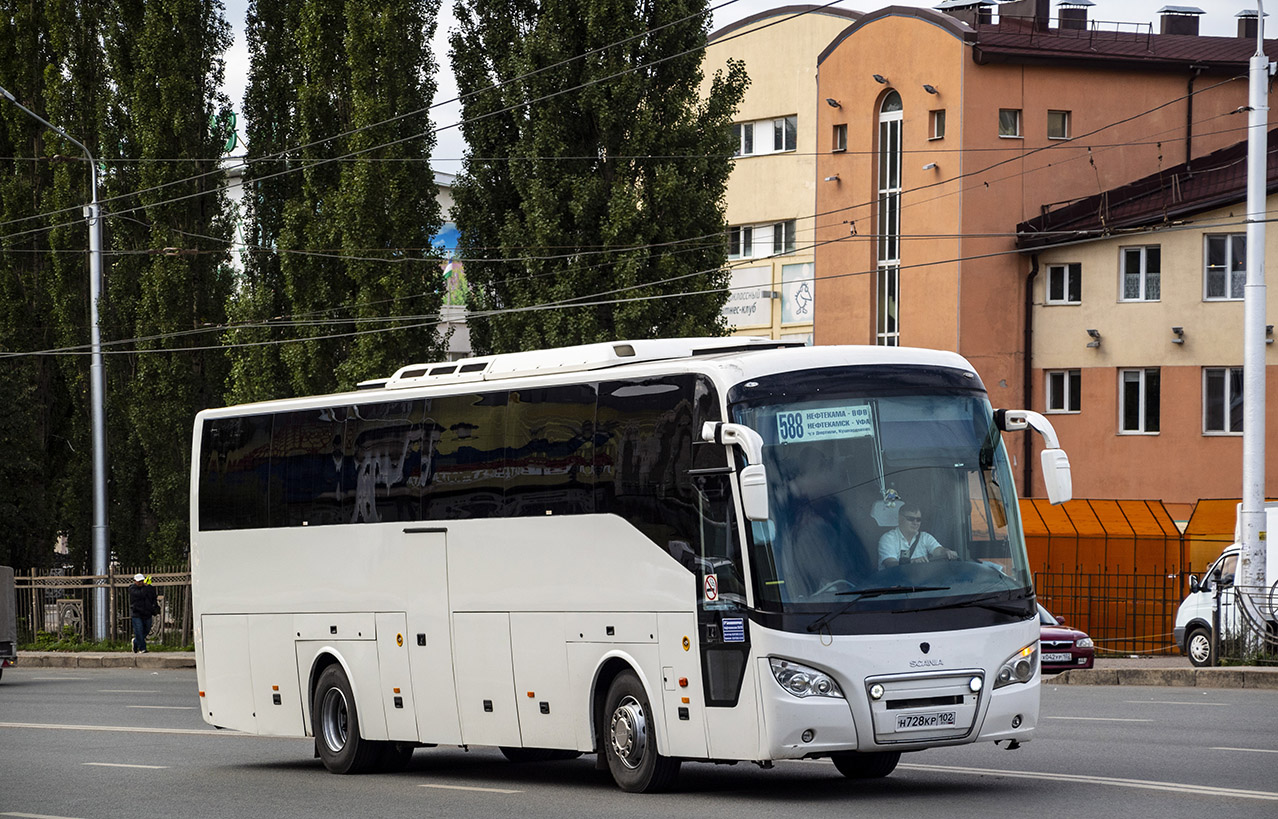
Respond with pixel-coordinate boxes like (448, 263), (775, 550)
(13, 565), (192, 648)
(1035, 571), (1183, 656)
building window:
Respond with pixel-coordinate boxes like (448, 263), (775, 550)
(1047, 110), (1071, 139)
(998, 108), (1022, 138)
(832, 123), (847, 152)
(929, 109), (946, 140)
(1046, 263), (1081, 304)
(1204, 367), (1243, 434)
(728, 226), (752, 259)
(733, 122), (754, 156)
(876, 91), (902, 346)
(1046, 369), (1081, 413)
(773, 115), (797, 152)
(1121, 246), (1161, 301)
(772, 220), (796, 255)
(1205, 234), (1245, 300)
(1119, 368), (1160, 434)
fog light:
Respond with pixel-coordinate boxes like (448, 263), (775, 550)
(969, 676), (983, 693)
(1011, 714), (1022, 729)
(869, 683), (885, 700)
(801, 729), (815, 743)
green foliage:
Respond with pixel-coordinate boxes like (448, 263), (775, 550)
(450, 0), (747, 354)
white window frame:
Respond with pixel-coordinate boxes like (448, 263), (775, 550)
(1047, 110), (1071, 140)
(1204, 233), (1245, 301)
(733, 115), (797, 158)
(729, 220), (797, 260)
(832, 123), (847, 152)
(733, 122), (755, 157)
(929, 109), (946, 140)
(1203, 366), (1243, 434)
(772, 115), (797, 152)
(1045, 369), (1081, 414)
(998, 108), (1022, 138)
(1119, 368), (1160, 435)
(1119, 245), (1161, 302)
(1045, 262), (1081, 305)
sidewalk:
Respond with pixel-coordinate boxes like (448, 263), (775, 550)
(16, 650), (196, 669)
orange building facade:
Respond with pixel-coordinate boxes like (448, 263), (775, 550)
(811, 4), (1278, 502)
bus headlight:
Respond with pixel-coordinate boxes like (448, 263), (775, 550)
(769, 658), (845, 699)
(993, 642), (1038, 689)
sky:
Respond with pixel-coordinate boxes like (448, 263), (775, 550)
(218, 0), (1257, 173)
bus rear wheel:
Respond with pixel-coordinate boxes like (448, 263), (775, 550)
(831, 750), (901, 779)
(313, 664), (381, 774)
(602, 670), (680, 792)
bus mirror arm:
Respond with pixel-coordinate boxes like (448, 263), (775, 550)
(994, 409), (1073, 506)
(701, 422), (770, 521)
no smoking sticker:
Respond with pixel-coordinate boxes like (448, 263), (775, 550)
(704, 574), (718, 602)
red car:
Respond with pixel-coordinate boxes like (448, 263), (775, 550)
(1038, 604), (1095, 673)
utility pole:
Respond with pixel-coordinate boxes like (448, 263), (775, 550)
(1239, 2), (1269, 606)
(0, 84), (110, 641)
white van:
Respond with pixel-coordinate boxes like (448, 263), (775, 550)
(1172, 546), (1239, 667)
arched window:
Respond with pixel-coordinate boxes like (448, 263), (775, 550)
(876, 91), (902, 346)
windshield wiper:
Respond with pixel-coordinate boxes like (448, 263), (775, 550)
(895, 593), (1033, 617)
(805, 585), (952, 633)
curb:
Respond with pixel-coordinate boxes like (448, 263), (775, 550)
(16, 651), (196, 670)
(1056, 666), (1278, 689)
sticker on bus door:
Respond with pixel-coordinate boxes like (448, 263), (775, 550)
(704, 574), (718, 602)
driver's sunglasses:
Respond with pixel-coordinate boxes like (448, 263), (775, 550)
(903, 515), (922, 522)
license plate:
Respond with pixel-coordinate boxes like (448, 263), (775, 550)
(1042, 652), (1072, 663)
(895, 711), (957, 731)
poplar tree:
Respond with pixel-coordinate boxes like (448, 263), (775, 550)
(233, 0), (447, 400)
(449, 0), (747, 354)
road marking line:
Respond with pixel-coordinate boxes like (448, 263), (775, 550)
(1211, 746), (1278, 754)
(1043, 716), (1152, 722)
(124, 705), (197, 710)
(99, 689), (159, 694)
(1126, 700), (1228, 706)
(83, 762), (168, 770)
(0, 721), (290, 739)
(899, 763), (1278, 801)
(1, 812), (85, 819)
(419, 784), (522, 794)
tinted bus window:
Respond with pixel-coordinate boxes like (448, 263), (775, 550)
(271, 407), (348, 527)
(347, 400), (424, 523)
(505, 385), (597, 517)
(425, 391), (507, 520)
(199, 414), (273, 530)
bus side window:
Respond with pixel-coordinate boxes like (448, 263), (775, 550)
(270, 408), (349, 527)
(505, 385), (596, 517)
(424, 391), (508, 520)
(198, 414), (272, 531)
(346, 400), (424, 524)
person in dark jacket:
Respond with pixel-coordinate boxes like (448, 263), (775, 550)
(128, 574), (158, 653)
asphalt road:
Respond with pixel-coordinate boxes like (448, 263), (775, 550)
(1, 667), (1275, 819)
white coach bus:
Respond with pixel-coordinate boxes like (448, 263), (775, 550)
(190, 337), (1071, 792)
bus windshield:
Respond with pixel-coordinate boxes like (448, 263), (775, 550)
(730, 367), (1031, 627)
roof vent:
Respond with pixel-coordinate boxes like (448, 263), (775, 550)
(1057, 0), (1093, 32)
(933, 0), (996, 28)
(1158, 5), (1204, 36)
(1237, 9), (1265, 40)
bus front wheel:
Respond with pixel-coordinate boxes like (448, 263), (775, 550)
(831, 750), (901, 779)
(602, 670), (680, 792)
(313, 664), (381, 774)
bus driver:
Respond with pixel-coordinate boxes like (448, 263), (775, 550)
(877, 503), (957, 569)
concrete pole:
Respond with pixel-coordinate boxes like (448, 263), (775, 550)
(0, 84), (110, 640)
(1239, 3), (1269, 599)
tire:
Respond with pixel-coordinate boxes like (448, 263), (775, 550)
(313, 664), (381, 774)
(601, 670), (680, 793)
(831, 750), (901, 779)
(1186, 626), (1213, 668)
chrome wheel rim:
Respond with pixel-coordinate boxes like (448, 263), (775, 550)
(609, 695), (647, 770)
(320, 686), (349, 753)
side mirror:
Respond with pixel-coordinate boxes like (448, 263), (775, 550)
(1055, 616), (1065, 625)
(1189, 575), (1200, 594)
(996, 409), (1072, 504)
(739, 463), (770, 521)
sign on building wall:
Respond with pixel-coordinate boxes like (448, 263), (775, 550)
(721, 265), (772, 329)
(782, 263), (814, 325)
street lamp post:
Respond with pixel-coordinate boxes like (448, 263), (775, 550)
(0, 84), (110, 641)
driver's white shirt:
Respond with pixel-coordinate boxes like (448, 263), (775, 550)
(877, 527), (943, 568)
